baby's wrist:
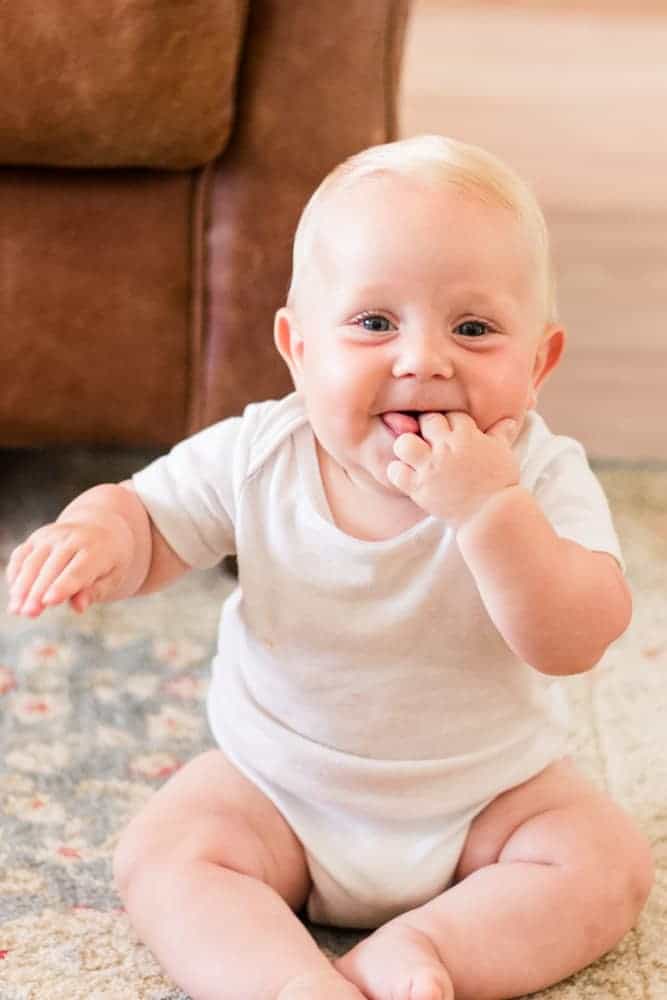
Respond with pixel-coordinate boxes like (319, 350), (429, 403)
(454, 484), (528, 540)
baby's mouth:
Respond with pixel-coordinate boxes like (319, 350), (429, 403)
(381, 411), (430, 437)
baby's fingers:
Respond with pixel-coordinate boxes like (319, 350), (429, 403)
(24, 544), (83, 614)
(8, 543), (58, 615)
(393, 432), (430, 470)
(387, 459), (418, 496)
(40, 549), (105, 608)
(6, 540), (34, 586)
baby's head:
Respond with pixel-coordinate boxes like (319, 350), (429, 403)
(274, 134), (565, 497)
(288, 133), (557, 325)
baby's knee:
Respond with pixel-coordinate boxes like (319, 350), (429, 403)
(112, 821), (151, 903)
(612, 823), (654, 919)
(582, 814), (654, 950)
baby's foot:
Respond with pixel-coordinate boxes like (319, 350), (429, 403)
(334, 920), (454, 1000)
(278, 968), (367, 999)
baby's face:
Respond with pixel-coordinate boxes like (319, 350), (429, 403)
(276, 174), (563, 497)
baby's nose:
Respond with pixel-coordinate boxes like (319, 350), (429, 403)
(392, 331), (454, 380)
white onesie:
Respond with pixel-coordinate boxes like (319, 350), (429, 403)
(133, 393), (623, 928)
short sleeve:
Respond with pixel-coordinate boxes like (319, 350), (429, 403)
(132, 416), (242, 569)
(531, 441), (625, 572)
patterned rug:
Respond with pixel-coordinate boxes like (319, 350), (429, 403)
(0, 448), (665, 999)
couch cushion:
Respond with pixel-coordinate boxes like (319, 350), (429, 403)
(0, 0), (248, 169)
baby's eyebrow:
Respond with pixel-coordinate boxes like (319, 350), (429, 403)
(344, 285), (394, 303)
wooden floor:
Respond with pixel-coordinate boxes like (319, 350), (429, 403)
(399, 2), (667, 460)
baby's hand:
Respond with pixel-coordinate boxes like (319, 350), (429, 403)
(387, 411), (520, 526)
(6, 515), (135, 617)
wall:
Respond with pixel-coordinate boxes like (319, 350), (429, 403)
(400, 2), (667, 460)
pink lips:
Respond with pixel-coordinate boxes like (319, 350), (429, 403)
(381, 411), (422, 437)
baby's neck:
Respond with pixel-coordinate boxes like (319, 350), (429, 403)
(316, 445), (426, 542)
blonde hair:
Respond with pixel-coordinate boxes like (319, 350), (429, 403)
(288, 134), (558, 324)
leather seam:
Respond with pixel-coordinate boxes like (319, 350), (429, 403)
(187, 161), (215, 435)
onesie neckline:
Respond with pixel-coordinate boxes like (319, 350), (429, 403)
(294, 423), (443, 551)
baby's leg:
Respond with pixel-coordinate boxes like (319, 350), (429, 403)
(336, 758), (654, 1000)
(114, 749), (364, 1000)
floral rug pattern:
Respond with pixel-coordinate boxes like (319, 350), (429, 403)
(0, 451), (665, 999)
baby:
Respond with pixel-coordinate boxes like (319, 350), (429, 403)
(6, 135), (653, 1000)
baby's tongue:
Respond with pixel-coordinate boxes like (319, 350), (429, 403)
(382, 411), (421, 436)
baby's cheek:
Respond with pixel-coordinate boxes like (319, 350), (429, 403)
(317, 364), (377, 432)
(473, 364), (535, 431)
(306, 381), (367, 450)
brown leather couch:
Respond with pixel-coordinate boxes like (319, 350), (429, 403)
(0, 0), (410, 447)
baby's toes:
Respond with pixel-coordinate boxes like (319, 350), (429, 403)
(400, 965), (452, 1000)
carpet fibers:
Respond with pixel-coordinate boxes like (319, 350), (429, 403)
(0, 449), (665, 999)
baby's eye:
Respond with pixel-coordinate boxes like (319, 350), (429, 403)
(455, 320), (490, 338)
(357, 313), (394, 333)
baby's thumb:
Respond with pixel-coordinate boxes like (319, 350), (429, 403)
(69, 587), (94, 614)
(69, 575), (111, 614)
(487, 418), (518, 446)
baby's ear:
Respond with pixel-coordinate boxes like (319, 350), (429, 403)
(274, 307), (305, 389)
(531, 325), (566, 403)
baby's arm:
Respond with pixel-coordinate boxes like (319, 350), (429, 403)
(6, 482), (189, 617)
(456, 485), (631, 676)
(389, 411), (631, 676)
